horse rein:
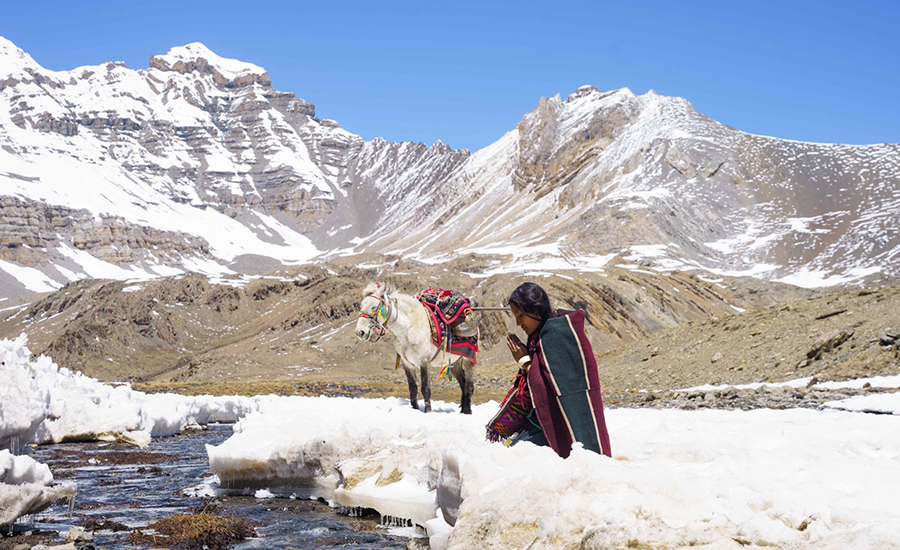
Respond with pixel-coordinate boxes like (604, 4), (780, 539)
(359, 292), (396, 342)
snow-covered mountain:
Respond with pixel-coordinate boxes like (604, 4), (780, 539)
(370, 86), (900, 288)
(1, 37), (898, 299)
(0, 37), (468, 297)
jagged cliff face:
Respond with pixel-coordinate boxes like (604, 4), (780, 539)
(1, 39), (898, 300)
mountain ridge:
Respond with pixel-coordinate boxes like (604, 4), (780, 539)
(1, 37), (898, 301)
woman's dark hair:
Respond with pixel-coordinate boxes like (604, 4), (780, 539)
(508, 282), (552, 323)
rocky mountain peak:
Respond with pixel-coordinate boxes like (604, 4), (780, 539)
(430, 139), (452, 153)
(0, 36), (43, 79)
(148, 42), (271, 88)
(515, 86), (645, 173)
(567, 84), (602, 101)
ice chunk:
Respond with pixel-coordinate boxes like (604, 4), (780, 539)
(0, 450), (76, 527)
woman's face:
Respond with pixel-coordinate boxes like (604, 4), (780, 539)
(510, 303), (542, 336)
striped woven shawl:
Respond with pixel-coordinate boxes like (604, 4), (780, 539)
(527, 310), (612, 458)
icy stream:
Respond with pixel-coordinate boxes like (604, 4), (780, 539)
(16, 424), (407, 549)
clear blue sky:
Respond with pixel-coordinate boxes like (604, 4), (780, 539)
(3, 0), (898, 151)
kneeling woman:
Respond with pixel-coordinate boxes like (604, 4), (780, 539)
(487, 282), (612, 458)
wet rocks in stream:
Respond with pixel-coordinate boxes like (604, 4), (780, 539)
(79, 516), (130, 532)
(0, 532), (55, 550)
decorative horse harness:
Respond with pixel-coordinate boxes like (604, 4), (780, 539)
(358, 291), (397, 342)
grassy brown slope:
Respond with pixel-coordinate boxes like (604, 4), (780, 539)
(0, 255), (822, 406)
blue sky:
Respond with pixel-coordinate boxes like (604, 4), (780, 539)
(3, 0), (898, 151)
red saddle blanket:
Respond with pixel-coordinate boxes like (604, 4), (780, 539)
(415, 288), (479, 363)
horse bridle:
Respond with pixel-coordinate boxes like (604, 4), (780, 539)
(359, 292), (396, 342)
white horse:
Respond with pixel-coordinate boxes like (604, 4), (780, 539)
(355, 282), (476, 414)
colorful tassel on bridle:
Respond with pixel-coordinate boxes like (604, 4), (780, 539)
(439, 364), (454, 382)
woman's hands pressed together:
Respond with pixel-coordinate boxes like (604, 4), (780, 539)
(507, 332), (531, 371)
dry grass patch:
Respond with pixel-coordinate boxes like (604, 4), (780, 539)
(129, 512), (256, 549)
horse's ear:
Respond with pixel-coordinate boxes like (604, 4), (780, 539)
(362, 282), (379, 295)
(383, 282), (395, 294)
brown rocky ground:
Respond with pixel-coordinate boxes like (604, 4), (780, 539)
(603, 285), (900, 391)
(2, 255), (896, 410)
(601, 284), (900, 408)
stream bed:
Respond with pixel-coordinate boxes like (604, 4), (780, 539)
(14, 424), (410, 549)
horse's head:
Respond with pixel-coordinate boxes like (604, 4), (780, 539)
(356, 282), (395, 342)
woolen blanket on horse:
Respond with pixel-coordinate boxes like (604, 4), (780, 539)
(415, 288), (479, 363)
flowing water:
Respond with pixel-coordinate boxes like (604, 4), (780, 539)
(20, 424), (410, 549)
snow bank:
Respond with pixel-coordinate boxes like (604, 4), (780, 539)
(824, 392), (900, 415)
(678, 373), (900, 393)
(0, 450), (76, 527)
(0, 336), (261, 451)
(207, 396), (900, 549)
(207, 396), (465, 519)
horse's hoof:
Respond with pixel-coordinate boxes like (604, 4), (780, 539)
(424, 405), (432, 413)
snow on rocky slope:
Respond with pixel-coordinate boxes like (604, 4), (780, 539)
(1, 37), (898, 300)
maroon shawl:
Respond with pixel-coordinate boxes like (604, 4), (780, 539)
(527, 310), (612, 458)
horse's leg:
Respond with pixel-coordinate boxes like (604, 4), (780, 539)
(420, 364), (432, 413)
(461, 359), (475, 415)
(404, 365), (419, 411)
(449, 359), (469, 414)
